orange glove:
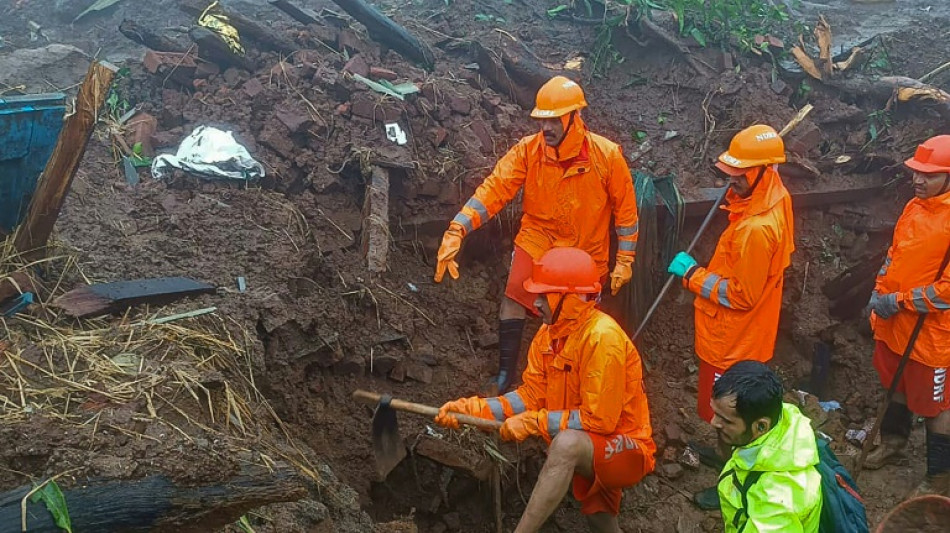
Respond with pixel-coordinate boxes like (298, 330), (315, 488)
(610, 254), (634, 296)
(434, 396), (493, 430)
(500, 411), (542, 442)
(434, 222), (465, 283)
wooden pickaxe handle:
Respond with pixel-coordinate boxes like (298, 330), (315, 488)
(353, 390), (503, 431)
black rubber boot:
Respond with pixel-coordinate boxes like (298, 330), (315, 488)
(926, 429), (950, 478)
(491, 319), (525, 395)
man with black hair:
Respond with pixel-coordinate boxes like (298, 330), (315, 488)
(864, 135), (950, 497)
(711, 361), (822, 532)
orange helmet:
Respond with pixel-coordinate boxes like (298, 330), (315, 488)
(523, 247), (602, 294)
(905, 135), (950, 174)
(531, 76), (588, 119)
(716, 124), (786, 176)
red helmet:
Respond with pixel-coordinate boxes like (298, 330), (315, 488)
(531, 76), (588, 119)
(523, 247), (601, 294)
(905, 135), (950, 174)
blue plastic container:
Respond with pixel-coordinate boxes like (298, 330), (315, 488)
(0, 93), (66, 232)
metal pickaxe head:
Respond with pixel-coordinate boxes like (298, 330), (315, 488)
(370, 394), (408, 481)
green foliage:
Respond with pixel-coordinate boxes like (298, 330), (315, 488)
(475, 13), (506, 23)
(560, 0), (802, 54)
(30, 480), (72, 533)
(864, 110), (891, 150)
(235, 515), (256, 533)
(633, 130), (648, 142)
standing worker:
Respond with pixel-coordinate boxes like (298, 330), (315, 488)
(864, 135), (950, 497)
(667, 124), (795, 506)
(435, 247), (655, 532)
(433, 76), (639, 394)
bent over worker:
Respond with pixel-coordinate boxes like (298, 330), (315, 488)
(668, 124), (795, 424)
(435, 247), (655, 533)
(433, 76), (639, 394)
(865, 135), (950, 497)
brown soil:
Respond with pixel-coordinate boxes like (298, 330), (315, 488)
(2, 0), (949, 531)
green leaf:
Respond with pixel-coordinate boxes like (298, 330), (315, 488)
(30, 480), (72, 533)
(236, 515), (256, 533)
(474, 13), (491, 22)
(546, 5), (570, 17)
(689, 28), (707, 47)
(132, 142), (143, 155)
(74, 0), (125, 23)
(868, 122), (878, 142)
(633, 130), (648, 143)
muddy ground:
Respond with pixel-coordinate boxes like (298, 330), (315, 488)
(1, 0), (949, 531)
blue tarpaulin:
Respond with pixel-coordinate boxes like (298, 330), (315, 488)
(0, 93), (66, 232)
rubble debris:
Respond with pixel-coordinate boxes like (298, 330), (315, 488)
(52, 277), (216, 318)
(142, 49), (199, 86)
(472, 37), (554, 110)
(180, 0), (299, 56)
(414, 436), (493, 481)
(189, 26), (254, 71)
(268, 0), (320, 25)
(14, 61), (116, 259)
(324, 0), (434, 70)
(0, 44), (91, 95)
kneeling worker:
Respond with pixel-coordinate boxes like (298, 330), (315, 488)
(435, 247), (655, 532)
(711, 361), (822, 532)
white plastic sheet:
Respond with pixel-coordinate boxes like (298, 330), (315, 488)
(151, 126), (264, 181)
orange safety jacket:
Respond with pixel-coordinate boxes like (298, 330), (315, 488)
(684, 166), (795, 368)
(451, 115), (638, 278)
(872, 189), (950, 368)
(486, 296), (656, 459)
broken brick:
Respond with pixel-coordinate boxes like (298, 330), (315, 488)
(337, 29), (365, 55)
(369, 66), (398, 81)
(406, 362), (433, 384)
(371, 354), (401, 376)
(128, 113), (158, 157)
(350, 95), (401, 122)
(194, 60), (220, 79)
(143, 50), (197, 86)
(447, 95), (471, 115)
(476, 333), (499, 349)
(258, 126), (296, 158)
(664, 423), (685, 448)
(659, 463), (684, 480)
(333, 354), (365, 376)
(242, 77), (264, 98)
(343, 54), (370, 78)
(468, 120), (494, 154)
(481, 94), (502, 114)
(274, 105), (313, 134)
(785, 123), (821, 156)
(389, 360), (407, 382)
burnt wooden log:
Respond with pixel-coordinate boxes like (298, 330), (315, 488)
(824, 75), (950, 121)
(189, 26), (256, 71)
(325, 0), (435, 70)
(361, 167), (390, 273)
(472, 37), (553, 110)
(268, 0), (320, 25)
(823, 249), (887, 320)
(14, 61), (117, 260)
(178, 0), (300, 56)
(52, 277), (216, 318)
(119, 19), (189, 53)
(0, 465), (306, 532)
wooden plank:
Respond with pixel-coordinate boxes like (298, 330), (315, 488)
(119, 19), (189, 53)
(361, 167), (390, 273)
(681, 184), (886, 218)
(14, 61), (117, 260)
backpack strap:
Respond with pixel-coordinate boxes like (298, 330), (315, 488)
(720, 468), (765, 533)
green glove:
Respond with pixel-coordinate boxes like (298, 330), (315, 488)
(668, 251), (698, 278)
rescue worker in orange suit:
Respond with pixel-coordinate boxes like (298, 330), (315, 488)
(864, 135), (950, 497)
(432, 76), (639, 394)
(435, 247), (655, 532)
(666, 124), (794, 508)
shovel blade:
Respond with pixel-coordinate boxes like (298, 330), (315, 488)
(371, 398), (408, 480)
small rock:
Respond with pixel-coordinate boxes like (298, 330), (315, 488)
(343, 54), (370, 77)
(476, 332), (499, 349)
(659, 462), (684, 480)
(242, 77), (264, 98)
(664, 423), (685, 447)
(370, 66), (398, 80)
(406, 362), (433, 384)
(447, 95), (471, 115)
(222, 67), (244, 86)
(274, 105), (313, 134)
(679, 447), (700, 470)
(333, 354), (365, 376)
(389, 360), (407, 382)
(432, 127), (448, 148)
(371, 354), (400, 376)
(468, 120), (494, 154)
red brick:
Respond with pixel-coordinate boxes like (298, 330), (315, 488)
(468, 120), (494, 154)
(369, 66), (398, 81)
(142, 50), (197, 85)
(274, 105), (312, 134)
(242, 77), (264, 98)
(128, 113), (158, 157)
(343, 54), (370, 77)
(447, 95), (471, 115)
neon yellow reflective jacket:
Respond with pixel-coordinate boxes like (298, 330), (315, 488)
(718, 403), (822, 533)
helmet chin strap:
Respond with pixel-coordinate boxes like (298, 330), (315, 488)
(738, 166), (768, 199)
(550, 293), (567, 324)
(940, 173), (950, 195)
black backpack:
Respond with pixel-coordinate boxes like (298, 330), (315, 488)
(722, 437), (869, 532)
